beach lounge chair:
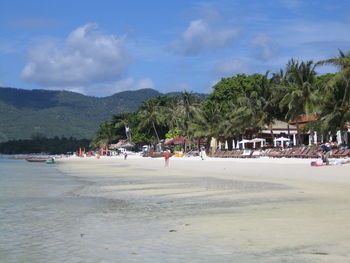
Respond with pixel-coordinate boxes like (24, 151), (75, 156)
(334, 149), (350, 158)
(240, 149), (252, 158)
(252, 151), (261, 158)
(281, 148), (293, 158)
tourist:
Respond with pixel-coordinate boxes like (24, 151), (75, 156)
(200, 148), (207, 160)
(164, 150), (171, 167)
(320, 143), (331, 165)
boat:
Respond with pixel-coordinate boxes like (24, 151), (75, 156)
(25, 158), (48, 163)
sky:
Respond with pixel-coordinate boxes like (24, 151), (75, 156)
(1, 0), (350, 97)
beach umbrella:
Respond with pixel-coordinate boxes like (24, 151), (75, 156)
(218, 141), (221, 150)
(232, 140), (235, 149)
(337, 131), (342, 145)
(238, 139), (251, 149)
(293, 134), (296, 146)
(314, 131), (317, 144)
(308, 133), (312, 145)
(275, 137), (290, 147)
(252, 138), (266, 148)
(225, 140), (228, 150)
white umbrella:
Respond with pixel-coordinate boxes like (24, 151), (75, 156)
(274, 137), (290, 147)
(337, 131), (342, 145)
(314, 131), (317, 144)
(218, 141), (221, 150)
(238, 139), (251, 149)
(232, 140), (235, 149)
(225, 140), (228, 150)
(251, 138), (266, 148)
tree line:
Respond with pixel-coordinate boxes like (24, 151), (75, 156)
(91, 50), (350, 150)
(0, 135), (90, 154)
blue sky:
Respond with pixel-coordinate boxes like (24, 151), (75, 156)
(1, 0), (350, 96)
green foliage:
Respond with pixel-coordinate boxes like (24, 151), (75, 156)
(165, 128), (180, 139)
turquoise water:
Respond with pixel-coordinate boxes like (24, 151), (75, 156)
(0, 158), (116, 263)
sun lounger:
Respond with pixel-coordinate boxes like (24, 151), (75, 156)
(251, 151), (261, 158)
(240, 149), (253, 158)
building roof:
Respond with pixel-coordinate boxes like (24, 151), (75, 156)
(289, 114), (318, 125)
(164, 136), (186, 145)
(264, 120), (297, 130)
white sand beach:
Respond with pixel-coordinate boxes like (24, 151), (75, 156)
(56, 156), (350, 262)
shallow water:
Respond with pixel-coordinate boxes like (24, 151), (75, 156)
(0, 159), (126, 263)
(1, 158), (345, 263)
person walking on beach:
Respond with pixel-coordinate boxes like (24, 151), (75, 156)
(320, 143), (331, 165)
(200, 148), (207, 160)
(164, 150), (171, 167)
(124, 151), (128, 160)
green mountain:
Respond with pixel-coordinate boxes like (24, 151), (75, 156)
(0, 87), (163, 142)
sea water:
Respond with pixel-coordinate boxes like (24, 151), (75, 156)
(0, 158), (120, 263)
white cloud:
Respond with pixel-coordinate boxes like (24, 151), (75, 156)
(169, 19), (239, 56)
(251, 33), (280, 61)
(21, 23), (131, 88)
(215, 59), (248, 76)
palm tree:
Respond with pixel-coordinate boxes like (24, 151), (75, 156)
(277, 59), (317, 146)
(112, 112), (132, 141)
(90, 121), (117, 149)
(177, 91), (202, 139)
(316, 50), (350, 141)
(160, 96), (181, 131)
(138, 98), (162, 143)
(191, 100), (223, 151)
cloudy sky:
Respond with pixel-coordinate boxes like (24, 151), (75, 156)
(1, 0), (349, 96)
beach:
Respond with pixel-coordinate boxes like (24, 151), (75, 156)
(51, 155), (350, 262)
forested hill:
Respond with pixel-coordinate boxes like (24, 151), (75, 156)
(0, 87), (164, 142)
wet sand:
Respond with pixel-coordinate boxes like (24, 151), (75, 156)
(57, 156), (350, 262)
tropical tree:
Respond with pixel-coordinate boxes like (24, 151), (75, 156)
(206, 73), (276, 144)
(316, 50), (350, 142)
(177, 91), (202, 139)
(138, 97), (163, 143)
(276, 59), (317, 145)
(159, 96), (181, 131)
(90, 121), (117, 149)
(112, 112), (133, 141)
(191, 100), (224, 150)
